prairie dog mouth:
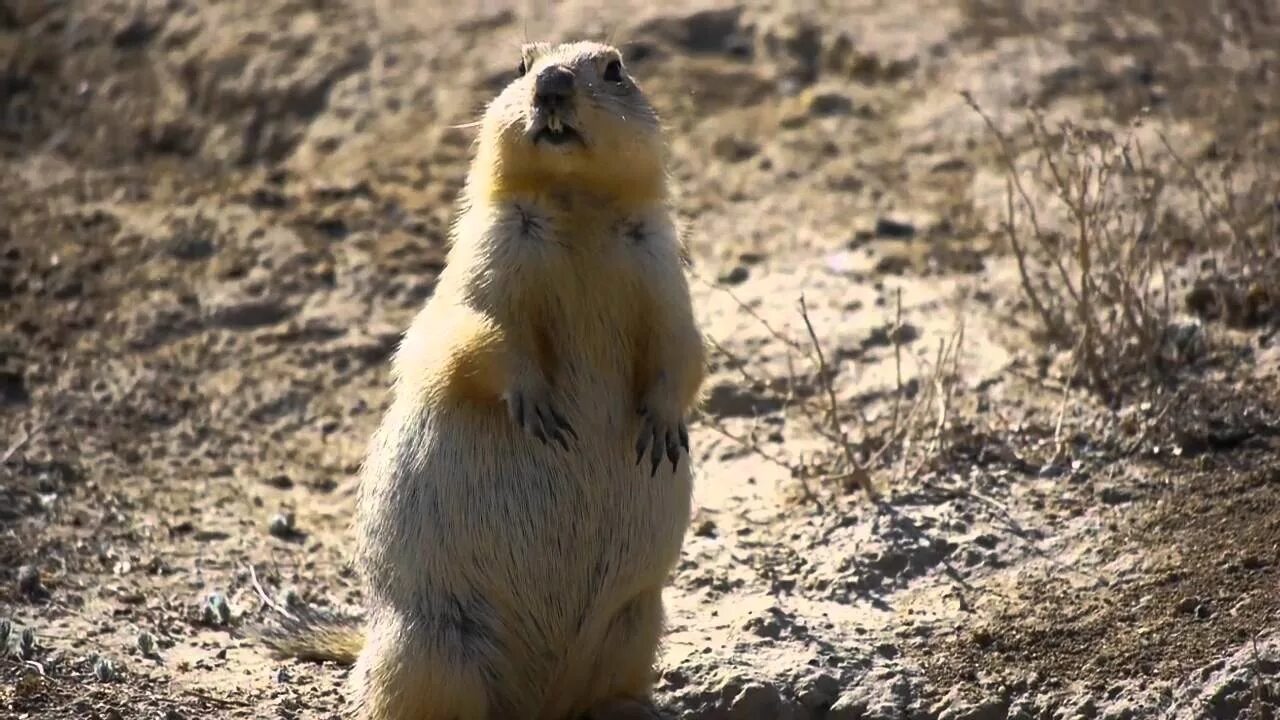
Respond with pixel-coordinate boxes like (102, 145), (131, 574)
(531, 112), (584, 147)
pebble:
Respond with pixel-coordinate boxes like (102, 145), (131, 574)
(874, 217), (916, 238)
(873, 254), (910, 275)
(207, 293), (291, 329)
(1175, 596), (1200, 615)
(827, 694), (867, 720)
(718, 266), (750, 285)
(808, 91), (855, 116)
(728, 683), (782, 719)
(798, 672), (840, 711)
(269, 511), (298, 538)
(712, 135), (760, 163)
(17, 564), (46, 599)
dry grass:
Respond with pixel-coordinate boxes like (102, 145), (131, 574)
(965, 97), (1180, 397)
(957, 0), (1280, 402)
(964, 94), (1278, 400)
(693, 280), (966, 504)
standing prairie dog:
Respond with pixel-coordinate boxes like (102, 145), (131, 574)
(255, 40), (707, 720)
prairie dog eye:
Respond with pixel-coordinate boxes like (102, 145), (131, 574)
(603, 59), (623, 82)
(517, 59), (528, 77)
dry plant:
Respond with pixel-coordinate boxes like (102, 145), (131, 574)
(960, 0), (1280, 399)
(1159, 133), (1280, 332)
(966, 95), (1214, 399)
(694, 280), (966, 504)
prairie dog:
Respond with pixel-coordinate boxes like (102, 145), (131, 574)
(256, 40), (706, 720)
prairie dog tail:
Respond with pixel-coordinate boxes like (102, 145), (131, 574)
(248, 605), (365, 664)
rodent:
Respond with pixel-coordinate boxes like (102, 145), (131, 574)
(251, 40), (707, 720)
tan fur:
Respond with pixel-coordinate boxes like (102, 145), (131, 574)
(250, 605), (364, 664)
(260, 41), (707, 720)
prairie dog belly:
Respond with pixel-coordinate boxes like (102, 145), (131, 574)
(356, 365), (692, 644)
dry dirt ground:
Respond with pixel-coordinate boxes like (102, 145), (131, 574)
(3, 1), (1280, 718)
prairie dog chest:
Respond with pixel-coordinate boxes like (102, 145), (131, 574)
(483, 200), (667, 346)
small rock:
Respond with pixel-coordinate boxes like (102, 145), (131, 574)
(1038, 463), (1065, 478)
(718, 266), (750, 285)
(167, 235), (216, 261)
(829, 174), (865, 192)
(849, 229), (875, 246)
(1175, 596), (1200, 615)
(313, 216), (348, 239)
(931, 157), (972, 173)
(0, 370), (29, 406)
(798, 672), (840, 711)
(17, 565), (47, 599)
(744, 612), (784, 639)
(728, 683), (782, 719)
(1099, 699), (1144, 719)
(938, 697), (1010, 720)
(827, 694), (867, 720)
(661, 667), (689, 690)
(1204, 674), (1253, 718)
(1098, 487), (1132, 505)
(1068, 696), (1099, 719)
(113, 18), (155, 48)
(779, 111), (809, 129)
(1239, 554), (1266, 571)
(808, 91), (855, 116)
(250, 187), (288, 209)
(714, 673), (748, 705)
(712, 135), (760, 163)
(279, 587), (303, 610)
(207, 294), (292, 329)
(873, 254), (910, 275)
(269, 511), (297, 539)
(874, 217), (916, 238)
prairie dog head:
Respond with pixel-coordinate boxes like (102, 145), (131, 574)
(472, 41), (668, 207)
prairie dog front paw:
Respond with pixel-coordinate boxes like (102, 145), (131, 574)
(634, 379), (689, 477)
(504, 372), (576, 450)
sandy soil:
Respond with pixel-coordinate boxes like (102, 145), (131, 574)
(2, 1), (1279, 718)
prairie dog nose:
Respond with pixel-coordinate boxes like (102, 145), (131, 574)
(534, 65), (575, 108)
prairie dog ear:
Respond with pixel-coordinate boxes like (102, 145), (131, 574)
(520, 42), (553, 67)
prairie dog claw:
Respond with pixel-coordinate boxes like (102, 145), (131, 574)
(635, 402), (688, 478)
(506, 383), (575, 450)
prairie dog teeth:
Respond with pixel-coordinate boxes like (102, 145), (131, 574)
(548, 116), (562, 133)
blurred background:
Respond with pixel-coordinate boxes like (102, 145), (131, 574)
(1, 1), (1278, 718)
